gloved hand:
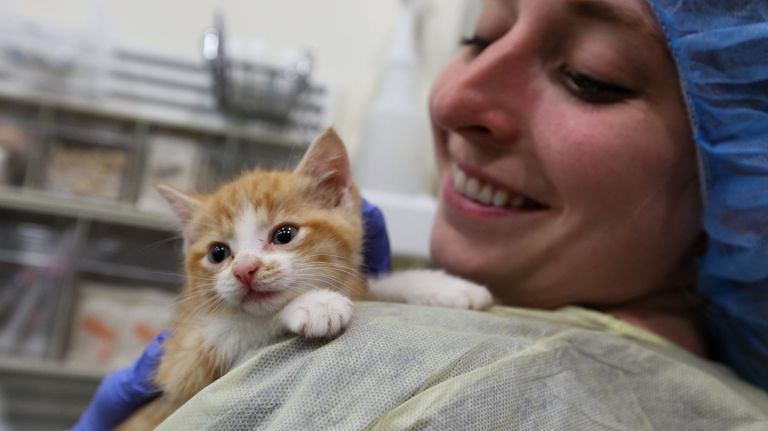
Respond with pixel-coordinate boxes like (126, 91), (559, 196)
(361, 198), (392, 276)
(71, 331), (169, 431)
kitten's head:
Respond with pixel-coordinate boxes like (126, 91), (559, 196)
(158, 129), (364, 316)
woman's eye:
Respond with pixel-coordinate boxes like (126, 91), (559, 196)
(562, 69), (637, 104)
(460, 35), (492, 52)
(208, 243), (231, 264)
(271, 225), (299, 245)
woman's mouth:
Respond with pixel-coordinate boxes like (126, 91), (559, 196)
(451, 164), (546, 211)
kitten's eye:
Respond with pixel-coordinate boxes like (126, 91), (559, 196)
(561, 68), (637, 104)
(271, 225), (299, 245)
(208, 243), (231, 264)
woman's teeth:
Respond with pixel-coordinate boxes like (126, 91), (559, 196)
(452, 166), (535, 209)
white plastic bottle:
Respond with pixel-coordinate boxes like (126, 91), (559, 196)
(354, 0), (432, 196)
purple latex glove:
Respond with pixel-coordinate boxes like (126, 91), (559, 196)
(361, 197), (392, 276)
(71, 331), (169, 431)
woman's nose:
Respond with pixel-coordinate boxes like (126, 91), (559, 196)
(430, 40), (528, 144)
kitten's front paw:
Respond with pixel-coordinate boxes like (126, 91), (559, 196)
(411, 273), (494, 310)
(280, 290), (353, 338)
(369, 270), (494, 310)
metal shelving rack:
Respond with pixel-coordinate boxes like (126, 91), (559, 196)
(0, 37), (336, 429)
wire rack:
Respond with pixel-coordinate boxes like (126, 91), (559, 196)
(202, 13), (314, 122)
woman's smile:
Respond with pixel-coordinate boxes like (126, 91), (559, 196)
(449, 163), (548, 211)
(441, 160), (551, 232)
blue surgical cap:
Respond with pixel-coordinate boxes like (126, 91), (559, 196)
(647, 1), (768, 390)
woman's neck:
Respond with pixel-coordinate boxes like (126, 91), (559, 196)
(600, 290), (710, 357)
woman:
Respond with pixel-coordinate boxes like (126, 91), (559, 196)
(76, 0), (768, 429)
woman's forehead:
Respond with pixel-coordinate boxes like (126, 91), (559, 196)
(483, 0), (662, 44)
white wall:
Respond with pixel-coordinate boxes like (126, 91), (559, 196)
(1, 0), (469, 155)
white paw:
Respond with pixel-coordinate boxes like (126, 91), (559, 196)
(280, 290), (353, 338)
(410, 275), (494, 310)
(369, 270), (494, 310)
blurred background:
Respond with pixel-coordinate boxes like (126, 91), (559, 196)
(0, 0), (478, 429)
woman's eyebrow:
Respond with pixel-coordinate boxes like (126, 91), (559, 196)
(568, 0), (664, 45)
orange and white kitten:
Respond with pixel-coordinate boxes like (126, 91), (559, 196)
(118, 129), (492, 429)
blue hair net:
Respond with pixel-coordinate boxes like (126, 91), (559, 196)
(647, 1), (768, 390)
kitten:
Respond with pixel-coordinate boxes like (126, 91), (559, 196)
(117, 129), (492, 430)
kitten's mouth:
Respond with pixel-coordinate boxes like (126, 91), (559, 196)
(243, 288), (279, 303)
(451, 164), (546, 210)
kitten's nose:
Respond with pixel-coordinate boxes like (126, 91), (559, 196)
(233, 257), (261, 289)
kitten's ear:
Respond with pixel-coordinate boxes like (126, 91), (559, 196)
(155, 183), (202, 227)
(295, 128), (352, 206)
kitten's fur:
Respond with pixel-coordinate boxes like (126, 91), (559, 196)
(118, 129), (492, 430)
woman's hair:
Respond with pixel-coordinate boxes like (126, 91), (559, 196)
(647, 0), (768, 390)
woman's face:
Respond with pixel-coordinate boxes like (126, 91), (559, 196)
(429, 0), (701, 308)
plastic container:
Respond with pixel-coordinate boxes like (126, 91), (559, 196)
(0, 120), (31, 186)
(43, 139), (129, 201)
(0, 226), (75, 359)
(79, 222), (183, 284)
(354, 0), (433, 195)
(66, 282), (174, 368)
(137, 132), (201, 214)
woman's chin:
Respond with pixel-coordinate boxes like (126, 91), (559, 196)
(430, 219), (505, 290)
(430, 218), (567, 309)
